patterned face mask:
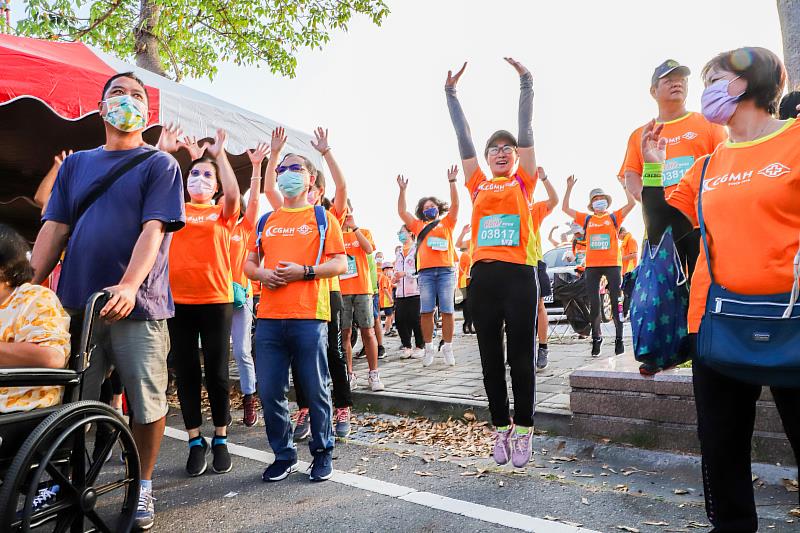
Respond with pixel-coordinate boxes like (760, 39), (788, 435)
(102, 95), (147, 132)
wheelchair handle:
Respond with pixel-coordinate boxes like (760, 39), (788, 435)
(77, 291), (110, 373)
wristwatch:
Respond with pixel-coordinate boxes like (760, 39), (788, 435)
(304, 265), (316, 280)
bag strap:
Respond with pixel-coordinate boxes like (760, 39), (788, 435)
(697, 156), (714, 284)
(255, 211), (272, 264)
(414, 219), (441, 269)
(313, 205), (328, 266)
(71, 149), (158, 234)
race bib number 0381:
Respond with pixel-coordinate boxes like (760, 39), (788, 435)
(663, 155), (695, 188)
(477, 214), (520, 247)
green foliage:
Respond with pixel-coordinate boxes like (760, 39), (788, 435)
(15, 0), (390, 80)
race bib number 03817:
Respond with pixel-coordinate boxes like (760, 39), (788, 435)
(477, 214), (520, 247)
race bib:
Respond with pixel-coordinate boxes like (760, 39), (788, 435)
(427, 236), (449, 251)
(477, 214), (520, 247)
(575, 252), (586, 266)
(589, 234), (611, 251)
(663, 155), (695, 188)
(340, 255), (359, 280)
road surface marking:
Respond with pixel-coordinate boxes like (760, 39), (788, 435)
(164, 426), (598, 533)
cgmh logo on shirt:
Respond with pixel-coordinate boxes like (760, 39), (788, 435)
(264, 226), (296, 237)
(758, 162), (791, 179)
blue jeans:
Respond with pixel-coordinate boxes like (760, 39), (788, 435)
(418, 266), (456, 314)
(231, 296), (256, 395)
(254, 319), (333, 460)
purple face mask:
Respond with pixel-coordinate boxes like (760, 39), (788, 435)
(701, 77), (743, 125)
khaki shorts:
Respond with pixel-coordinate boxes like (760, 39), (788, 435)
(69, 311), (170, 424)
(341, 294), (374, 330)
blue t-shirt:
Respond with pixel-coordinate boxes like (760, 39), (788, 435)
(44, 145), (185, 320)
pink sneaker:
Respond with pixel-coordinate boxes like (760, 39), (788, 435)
(492, 426), (514, 465)
(510, 429), (533, 468)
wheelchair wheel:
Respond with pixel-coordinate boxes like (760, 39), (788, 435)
(0, 401), (140, 532)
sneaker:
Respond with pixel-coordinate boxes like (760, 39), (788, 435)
(615, 338), (625, 355)
(510, 429), (533, 468)
(442, 343), (455, 366)
(377, 345), (387, 359)
(535, 346), (549, 372)
(422, 345), (436, 367)
(411, 348), (424, 359)
(292, 408), (311, 441)
(355, 346), (367, 359)
(186, 437), (209, 477)
(591, 338), (602, 357)
(262, 458), (298, 482)
(400, 347), (413, 359)
(24, 484), (59, 527)
(212, 439), (232, 474)
(334, 407), (351, 438)
(243, 394), (258, 427)
(492, 426), (514, 465)
(309, 449), (333, 482)
(134, 487), (155, 530)
(348, 372), (358, 391)
(368, 370), (385, 392)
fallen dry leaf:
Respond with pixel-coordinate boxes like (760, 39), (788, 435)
(617, 526), (640, 533)
(463, 411), (476, 421)
(498, 481), (505, 487)
(782, 478), (799, 492)
(581, 497), (589, 505)
(789, 508), (800, 518)
(614, 484), (629, 492)
(673, 488), (690, 495)
(643, 521), (669, 526)
(389, 465), (398, 471)
(552, 456), (577, 462)
(413, 471), (432, 477)
(686, 522), (710, 529)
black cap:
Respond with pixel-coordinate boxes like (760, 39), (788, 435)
(651, 60), (691, 86)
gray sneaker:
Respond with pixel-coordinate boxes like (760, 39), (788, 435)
(535, 346), (549, 372)
(292, 408), (310, 441)
(134, 487), (155, 530)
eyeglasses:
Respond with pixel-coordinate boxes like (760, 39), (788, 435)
(276, 164), (307, 174)
(487, 145), (516, 156)
(189, 169), (214, 178)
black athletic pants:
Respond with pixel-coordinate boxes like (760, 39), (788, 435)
(461, 287), (473, 332)
(294, 290), (353, 409)
(470, 261), (538, 428)
(395, 295), (425, 349)
(690, 337), (800, 531)
(584, 266), (623, 341)
(168, 303), (233, 429)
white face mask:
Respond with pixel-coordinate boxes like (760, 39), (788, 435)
(187, 174), (216, 199)
(592, 199), (609, 212)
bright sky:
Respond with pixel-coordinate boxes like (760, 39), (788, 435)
(34, 0), (790, 255)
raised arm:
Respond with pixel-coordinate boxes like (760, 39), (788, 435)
(618, 179), (637, 219)
(455, 224), (471, 250)
(311, 128), (347, 214)
(396, 175), (416, 227)
(35, 151), (72, 215)
(244, 142), (269, 226)
(505, 57), (537, 177)
(548, 227), (561, 248)
(203, 129), (240, 220)
(538, 167), (558, 210)
(446, 165), (459, 222)
(562, 175), (579, 220)
(445, 62), (479, 182)
(263, 127), (288, 211)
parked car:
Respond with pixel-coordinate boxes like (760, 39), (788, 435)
(541, 245), (613, 321)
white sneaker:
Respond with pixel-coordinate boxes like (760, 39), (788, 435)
(442, 343), (455, 366)
(411, 348), (424, 359)
(422, 344), (436, 367)
(348, 372), (358, 391)
(400, 348), (413, 359)
(368, 370), (385, 392)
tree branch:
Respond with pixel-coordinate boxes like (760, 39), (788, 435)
(74, 0), (124, 39)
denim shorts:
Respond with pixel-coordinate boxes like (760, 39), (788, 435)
(418, 266), (456, 314)
(372, 293), (380, 320)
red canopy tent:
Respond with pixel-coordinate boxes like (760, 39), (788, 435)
(0, 33), (316, 240)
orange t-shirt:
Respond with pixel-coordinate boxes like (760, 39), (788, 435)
(378, 272), (394, 308)
(170, 203), (237, 304)
(530, 201), (553, 258)
(667, 118), (800, 333)
(230, 217), (254, 295)
(467, 166), (540, 266)
(619, 112), (727, 195)
(573, 210), (626, 268)
(458, 251), (471, 289)
(339, 228), (375, 296)
(249, 205), (346, 320)
(621, 233), (639, 274)
(408, 214), (457, 270)
(326, 204), (348, 293)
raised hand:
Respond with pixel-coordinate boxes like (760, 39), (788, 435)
(310, 127), (330, 154)
(178, 135), (206, 160)
(504, 57), (530, 76)
(445, 62), (467, 89)
(202, 129), (227, 160)
(566, 175), (577, 188)
(460, 224), (471, 235)
(641, 119), (667, 164)
(270, 126), (288, 155)
(247, 142), (270, 166)
(54, 150), (73, 166)
(446, 165), (459, 182)
(537, 166), (547, 180)
(396, 174), (408, 190)
(156, 122), (183, 153)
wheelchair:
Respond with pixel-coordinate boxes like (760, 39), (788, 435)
(0, 292), (141, 532)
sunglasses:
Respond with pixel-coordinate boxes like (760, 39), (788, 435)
(189, 169), (215, 178)
(276, 164), (307, 175)
(487, 145), (516, 156)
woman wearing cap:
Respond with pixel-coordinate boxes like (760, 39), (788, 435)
(445, 57), (540, 467)
(562, 176), (635, 356)
(641, 47), (800, 531)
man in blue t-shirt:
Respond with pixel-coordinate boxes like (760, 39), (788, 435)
(31, 72), (185, 531)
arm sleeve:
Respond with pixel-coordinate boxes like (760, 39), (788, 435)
(465, 168), (487, 198)
(42, 159), (73, 224)
(518, 72), (534, 148)
(442, 212), (457, 230)
(363, 229), (376, 249)
(323, 212), (346, 256)
(574, 212), (589, 227)
(141, 153), (186, 232)
(618, 129), (644, 179)
(613, 208), (627, 226)
(445, 87), (478, 160)
(407, 219), (424, 236)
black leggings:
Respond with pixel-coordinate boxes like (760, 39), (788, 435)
(294, 290), (352, 409)
(470, 261), (538, 428)
(395, 296), (424, 349)
(584, 266), (623, 341)
(690, 337), (800, 531)
(168, 303), (233, 430)
(461, 287), (473, 331)
(642, 186), (700, 279)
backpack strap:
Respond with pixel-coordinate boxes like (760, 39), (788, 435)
(255, 211), (272, 264)
(610, 213), (619, 230)
(313, 205), (328, 266)
(697, 156), (714, 284)
(414, 219), (441, 270)
(582, 215), (592, 234)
